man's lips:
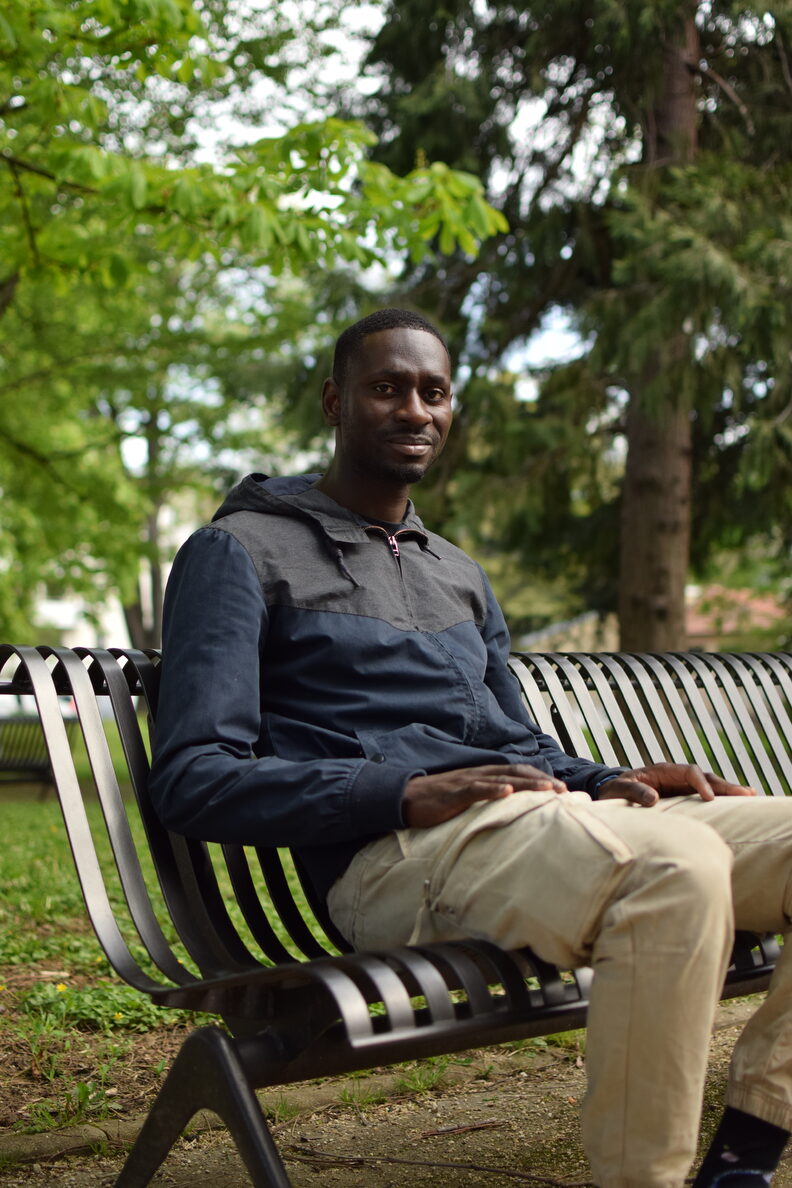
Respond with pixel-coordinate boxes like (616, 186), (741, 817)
(386, 436), (435, 453)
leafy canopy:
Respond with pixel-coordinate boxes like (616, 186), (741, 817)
(0, 0), (507, 640)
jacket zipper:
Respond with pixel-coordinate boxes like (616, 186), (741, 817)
(366, 525), (404, 562)
(366, 526), (416, 623)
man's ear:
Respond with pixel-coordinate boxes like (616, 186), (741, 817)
(321, 378), (341, 426)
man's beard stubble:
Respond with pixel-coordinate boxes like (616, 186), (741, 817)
(348, 447), (434, 488)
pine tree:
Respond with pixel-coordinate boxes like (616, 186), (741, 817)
(358, 0), (792, 648)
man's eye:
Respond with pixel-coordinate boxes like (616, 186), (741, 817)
(425, 390), (448, 403)
(373, 383), (394, 393)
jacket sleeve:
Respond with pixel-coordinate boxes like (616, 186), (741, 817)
(477, 569), (627, 795)
(148, 527), (410, 846)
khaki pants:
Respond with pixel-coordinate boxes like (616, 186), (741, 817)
(327, 792), (792, 1188)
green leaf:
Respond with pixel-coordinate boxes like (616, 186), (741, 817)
(129, 166), (148, 211)
(0, 12), (18, 49)
(439, 222), (456, 255)
(241, 205), (273, 251)
(108, 253), (129, 285)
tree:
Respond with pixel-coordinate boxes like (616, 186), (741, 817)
(357, 0), (792, 648)
(0, 0), (506, 642)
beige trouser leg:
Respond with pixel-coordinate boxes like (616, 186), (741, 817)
(327, 791), (792, 1188)
(654, 794), (792, 1132)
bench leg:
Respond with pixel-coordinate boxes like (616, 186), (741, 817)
(115, 1026), (291, 1188)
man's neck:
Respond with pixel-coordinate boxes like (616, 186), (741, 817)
(315, 472), (410, 524)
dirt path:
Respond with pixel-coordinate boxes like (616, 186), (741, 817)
(3, 1000), (792, 1187)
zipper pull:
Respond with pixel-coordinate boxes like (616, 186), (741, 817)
(388, 534), (400, 559)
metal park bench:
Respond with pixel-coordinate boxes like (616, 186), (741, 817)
(0, 709), (76, 793)
(0, 644), (789, 1188)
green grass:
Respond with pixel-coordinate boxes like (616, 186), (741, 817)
(0, 789), (331, 1133)
(338, 1083), (388, 1108)
(0, 783), (334, 977)
(0, 798), (106, 969)
(393, 1056), (449, 1095)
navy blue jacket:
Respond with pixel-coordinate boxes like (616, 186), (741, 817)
(149, 475), (623, 903)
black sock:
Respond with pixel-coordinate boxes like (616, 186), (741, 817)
(692, 1106), (789, 1186)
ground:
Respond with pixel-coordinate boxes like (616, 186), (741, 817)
(3, 998), (792, 1187)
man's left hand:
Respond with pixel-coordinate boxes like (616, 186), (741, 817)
(598, 762), (758, 807)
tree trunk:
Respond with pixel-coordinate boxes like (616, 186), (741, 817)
(122, 551), (164, 651)
(618, 13), (699, 650)
(618, 398), (692, 650)
(122, 405), (165, 651)
(123, 596), (156, 651)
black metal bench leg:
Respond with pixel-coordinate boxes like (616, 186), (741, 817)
(115, 1027), (291, 1188)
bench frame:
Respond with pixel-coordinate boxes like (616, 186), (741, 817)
(1, 644), (789, 1187)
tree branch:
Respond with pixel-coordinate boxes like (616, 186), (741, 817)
(687, 60), (755, 135)
(529, 95), (593, 209)
(0, 98), (28, 116)
(8, 158), (40, 266)
(775, 29), (792, 100)
(0, 350), (127, 395)
(0, 427), (95, 496)
(0, 150), (98, 195)
(0, 273), (20, 321)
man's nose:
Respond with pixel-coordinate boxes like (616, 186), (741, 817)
(395, 389), (432, 424)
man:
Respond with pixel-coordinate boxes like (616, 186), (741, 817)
(150, 308), (792, 1188)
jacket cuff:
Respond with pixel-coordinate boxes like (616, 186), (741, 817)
(348, 762), (424, 834)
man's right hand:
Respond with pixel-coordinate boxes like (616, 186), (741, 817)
(401, 764), (568, 828)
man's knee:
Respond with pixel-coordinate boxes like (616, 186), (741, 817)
(615, 814), (734, 941)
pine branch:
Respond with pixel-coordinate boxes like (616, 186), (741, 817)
(687, 61), (755, 135)
(530, 96), (592, 208)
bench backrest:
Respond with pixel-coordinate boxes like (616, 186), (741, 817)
(511, 651), (792, 796)
(1, 645), (790, 1001)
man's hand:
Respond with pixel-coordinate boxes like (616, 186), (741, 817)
(402, 764), (568, 829)
(598, 762), (758, 808)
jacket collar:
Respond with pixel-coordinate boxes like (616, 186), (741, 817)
(213, 473), (429, 546)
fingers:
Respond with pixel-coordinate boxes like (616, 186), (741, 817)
(680, 766), (716, 801)
(600, 763), (714, 804)
(465, 777), (515, 800)
(461, 773), (565, 799)
(615, 762), (758, 802)
(504, 766), (568, 794)
(455, 764), (567, 795)
(401, 765), (568, 828)
(598, 777), (659, 807)
(705, 772), (758, 797)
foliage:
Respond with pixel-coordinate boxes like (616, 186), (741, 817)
(1, 0), (504, 288)
(353, 0), (792, 643)
(0, 0), (506, 641)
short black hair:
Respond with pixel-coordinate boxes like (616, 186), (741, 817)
(332, 308), (449, 385)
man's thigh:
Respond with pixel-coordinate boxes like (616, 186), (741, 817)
(646, 793), (792, 931)
(328, 790), (732, 964)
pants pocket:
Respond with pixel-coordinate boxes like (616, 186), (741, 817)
(423, 793), (637, 964)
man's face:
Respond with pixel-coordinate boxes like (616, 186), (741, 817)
(326, 327), (453, 487)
